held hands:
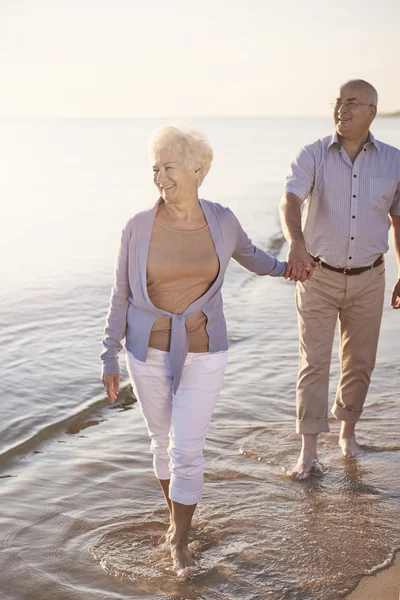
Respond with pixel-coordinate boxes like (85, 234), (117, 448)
(285, 242), (317, 282)
(391, 279), (400, 309)
(102, 373), (120, 404)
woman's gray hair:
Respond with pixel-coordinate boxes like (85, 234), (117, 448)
(148, 125), (213, 186)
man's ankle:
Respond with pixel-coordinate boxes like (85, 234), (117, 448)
(340, 421), (356, 437)
(301, 433), (318, 450)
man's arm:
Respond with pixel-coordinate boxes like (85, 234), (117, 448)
(279, 192), (315, 282)
(390, 214), (400, 308)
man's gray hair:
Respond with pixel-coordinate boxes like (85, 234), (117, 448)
(148, 125), (213, 187)
(344, 79), (378, 106)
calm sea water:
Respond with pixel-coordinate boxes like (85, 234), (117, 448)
(0, 117), (399, 600)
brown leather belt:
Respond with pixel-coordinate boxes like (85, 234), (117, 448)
(311, 254), (384, 276)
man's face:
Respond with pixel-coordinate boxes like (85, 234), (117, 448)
(333, 83), (377, 140)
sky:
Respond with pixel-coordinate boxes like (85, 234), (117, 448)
(1, 0), (400, 118)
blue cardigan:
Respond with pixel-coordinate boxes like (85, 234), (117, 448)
(101, 199), (286, 391)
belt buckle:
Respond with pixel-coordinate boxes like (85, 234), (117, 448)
(343, 267), (349, 275)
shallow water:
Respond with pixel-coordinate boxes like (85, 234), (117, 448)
(0, 117), (399, 599)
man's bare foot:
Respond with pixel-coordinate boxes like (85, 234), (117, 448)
(289, 454), (322, 480)
(170, 540), (195, 577)
(339, 421), (361, 458)
(339, 436), (361, 457)
(339, 421), (361, 457)
(289, 433), (319, 480)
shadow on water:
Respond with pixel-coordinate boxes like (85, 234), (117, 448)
(0, 382), (137, 464)
(65, 387), (137, 435)
(108, 389), (138, 412)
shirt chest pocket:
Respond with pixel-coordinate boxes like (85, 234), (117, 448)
(369, 178), (396, 211)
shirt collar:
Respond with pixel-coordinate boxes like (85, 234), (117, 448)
(328, 133), (340, 149)
(366, 131), (381, 152)
(328, 131), (381, 152)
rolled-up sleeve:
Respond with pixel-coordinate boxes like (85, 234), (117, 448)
(231, 211), (286, 277)
(284, 145), (316, 202)
(100, 223), (132, 375)
(390, 182), (400, 216)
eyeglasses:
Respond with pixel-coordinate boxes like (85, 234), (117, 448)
(330, 101), (374, 110)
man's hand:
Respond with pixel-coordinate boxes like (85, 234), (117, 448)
(391, 279), (400, 309)
(285, 242), (317, 282)
(102, 373), (120, 404)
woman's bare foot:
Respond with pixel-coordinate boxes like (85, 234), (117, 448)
(339, 421), (361, 457)
(170, 540), (195, 578)
(168, 500), (197, 577)
(289, 433), (319, 480)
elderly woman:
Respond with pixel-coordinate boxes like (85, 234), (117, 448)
(101, 125), (287, 577)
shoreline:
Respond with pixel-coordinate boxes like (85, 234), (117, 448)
(345, 550), (400, 599)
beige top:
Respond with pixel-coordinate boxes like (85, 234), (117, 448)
(147, 218), (219, 352)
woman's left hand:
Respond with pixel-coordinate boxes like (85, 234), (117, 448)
(102, 373), (120, 404)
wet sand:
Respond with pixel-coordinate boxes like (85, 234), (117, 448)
(345, 551), (400, 599)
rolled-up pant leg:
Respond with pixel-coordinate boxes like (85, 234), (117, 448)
(332, 262), (385, 422)
(125, 348), (173, 480)
(169, 351), (228, 506)
(295, 265), (342, 434)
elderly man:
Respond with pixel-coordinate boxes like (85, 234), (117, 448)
(279, 79), (400, 479)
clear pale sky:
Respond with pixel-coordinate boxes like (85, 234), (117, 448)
(1, 0), (399, 117)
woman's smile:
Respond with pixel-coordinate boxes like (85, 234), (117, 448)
(152, 149), (199, 203)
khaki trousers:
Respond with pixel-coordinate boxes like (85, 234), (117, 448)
(295, 261), (385, 435)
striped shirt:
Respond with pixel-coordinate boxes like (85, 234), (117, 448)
(284, 132), (400, 268)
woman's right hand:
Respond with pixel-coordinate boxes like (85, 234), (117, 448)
(285, 241), (317, 282)
(102, 373), (120, 404)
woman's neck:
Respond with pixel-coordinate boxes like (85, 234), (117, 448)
(158, 197), (207, 230)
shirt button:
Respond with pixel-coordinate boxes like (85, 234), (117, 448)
(352, 215), (355, 218)
(351, 237), (354, 240)
(349, 256), (352, 259)
(353, 194), (356, 198)
(364, 148), (367, 151)
(353, 174), (357, 178)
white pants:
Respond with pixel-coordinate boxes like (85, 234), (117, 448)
(125, 347), (228, 505)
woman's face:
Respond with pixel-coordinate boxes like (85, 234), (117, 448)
(152, 147), (199, 203)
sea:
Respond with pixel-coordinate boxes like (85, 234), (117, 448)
(0, 116), (399, 600)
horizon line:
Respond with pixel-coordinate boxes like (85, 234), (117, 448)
(1, 112), (399, 120)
